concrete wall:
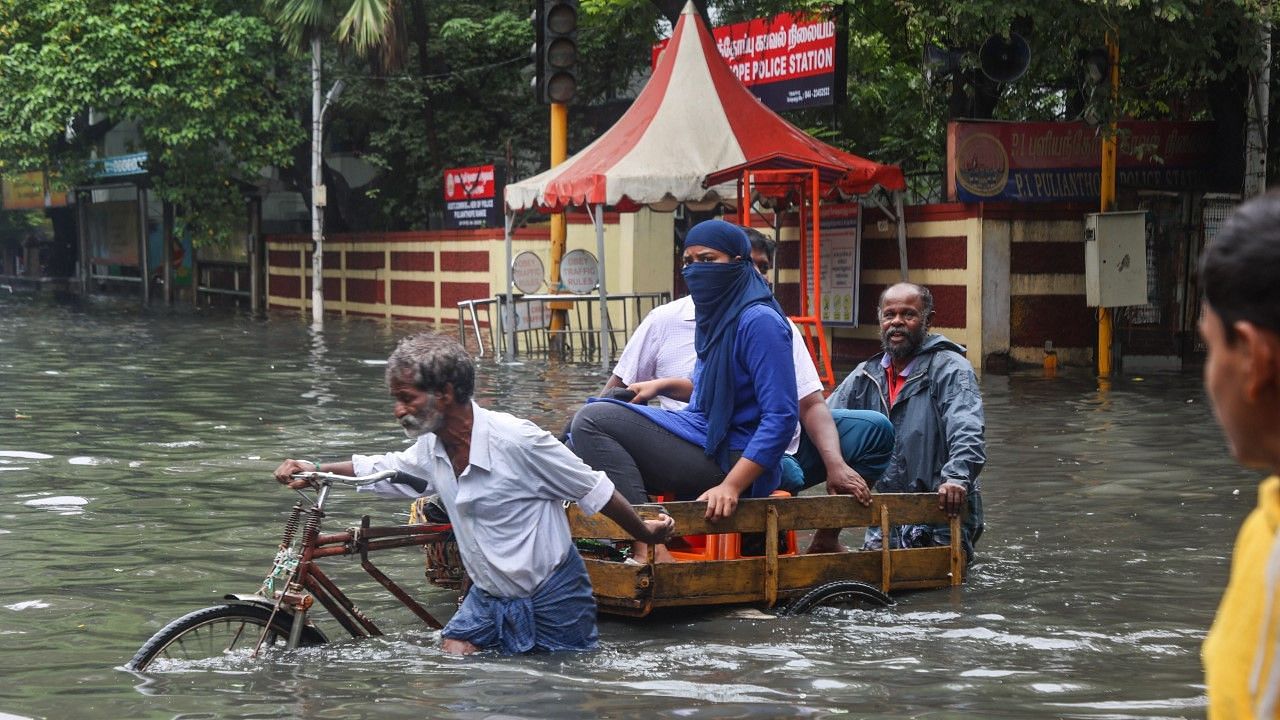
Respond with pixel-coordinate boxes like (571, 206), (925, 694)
(266, 202), (1100, 371)
(1002, 210), (1093, 366)
(770, 202), (1094, 372)
(264, 208), (675, 351)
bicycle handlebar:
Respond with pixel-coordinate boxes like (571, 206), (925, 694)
(291, 470), (431, 494)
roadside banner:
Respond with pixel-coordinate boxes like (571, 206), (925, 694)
(2, 171), (69, 210)
(91, 152), (148, 179)
(948, 120), (1231, 202)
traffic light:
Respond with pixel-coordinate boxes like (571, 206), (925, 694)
(533, 0), (578, 104)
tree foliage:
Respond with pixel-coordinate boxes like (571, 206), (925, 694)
(323, 0), (665, 230)
(701, 0), (1279, 192)
(0, 0), (302, 244)
(2, 0), (1273, 246)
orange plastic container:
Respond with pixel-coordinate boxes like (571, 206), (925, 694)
(652, 491), (798, 561)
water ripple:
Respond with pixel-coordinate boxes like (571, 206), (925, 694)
(0, 295), (1243, 719)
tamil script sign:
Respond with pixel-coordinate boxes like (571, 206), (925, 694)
(947, 120), (1230, 203)
(444, 164), (503, 229)
(653, 11), (844, 111)
(817, 204), (860, 326)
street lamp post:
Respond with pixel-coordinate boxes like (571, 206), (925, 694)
(309, 34), (344, 329)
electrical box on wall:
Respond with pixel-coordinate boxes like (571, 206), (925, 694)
(1085, 211), (1148, 308)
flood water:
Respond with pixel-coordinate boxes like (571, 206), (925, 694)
(0, 292), (1259, 719)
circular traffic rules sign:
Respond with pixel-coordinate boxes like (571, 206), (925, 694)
(560, 249), (599, 293)
(512, 251), (545, 294)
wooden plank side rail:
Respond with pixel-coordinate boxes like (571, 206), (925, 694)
(880, 503), (891, 593)
(570, 494), (966, 616)
(764, 505), (779, 608)
(585, 547), (955, 609)
(567, 493), (954, 538)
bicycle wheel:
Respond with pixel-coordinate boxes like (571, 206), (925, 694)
(777, 581), (895, 616)
(127, 603), (327, 671)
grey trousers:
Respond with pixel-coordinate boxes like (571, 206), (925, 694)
(569, 401), (730, 504)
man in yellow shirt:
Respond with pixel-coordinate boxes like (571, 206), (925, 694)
(1200, 190), (1280, 718)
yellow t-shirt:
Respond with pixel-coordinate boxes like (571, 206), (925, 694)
(1204, 475), (1280, 719)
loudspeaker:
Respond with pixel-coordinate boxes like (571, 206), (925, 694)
(979, 32), (1030, 83)
(1080, 47), (1110, 85)
(923, 44), (964, 84)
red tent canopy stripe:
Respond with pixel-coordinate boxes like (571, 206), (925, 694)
(504, 1), (903, 212)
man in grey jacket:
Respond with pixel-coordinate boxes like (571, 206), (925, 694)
(827, 282), (985, 561)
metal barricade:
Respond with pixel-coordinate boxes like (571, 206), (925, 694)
(457, 292), (670, 360)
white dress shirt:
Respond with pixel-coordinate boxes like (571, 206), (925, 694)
(611, 295), (823, 452)
(611, 296), (699, 411)
(352, 403), (615, 598)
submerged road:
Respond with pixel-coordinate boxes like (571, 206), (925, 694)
(0, 293), (1254, 719)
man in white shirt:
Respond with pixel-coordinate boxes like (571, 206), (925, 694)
(601, 228), (893, 553)
(274, 333), (673, 654)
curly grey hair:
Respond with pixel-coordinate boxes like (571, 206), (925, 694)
(385, 333), (475, 403)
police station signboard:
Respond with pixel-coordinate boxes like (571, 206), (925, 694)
(947, 120), (1229, 203)
(444, 164), (503, 229)
(652, 11), (844, 111)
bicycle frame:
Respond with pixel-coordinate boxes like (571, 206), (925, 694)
(257, 472), (455, 652)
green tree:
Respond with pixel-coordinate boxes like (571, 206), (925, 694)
(0, 0), (301, 243)
(264, 0), (405, 323)
(321, 0), (665, 230)
(706, 0), (1279, 193)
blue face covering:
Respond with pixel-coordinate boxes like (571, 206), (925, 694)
(682, 221), (784, 468)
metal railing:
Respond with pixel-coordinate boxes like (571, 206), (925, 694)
(457, 291), (670, 360)
(194, 260), (251, 303)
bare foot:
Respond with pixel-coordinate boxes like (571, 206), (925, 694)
(632, 542), (676, 563)
(805, 528), (848, 554)
(442, 638), (480, 654)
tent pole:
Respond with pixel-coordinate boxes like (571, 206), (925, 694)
(504, 211), (515, 362)
(592, 203), (612, 372)
(894, 190), (908, 281)
(772, 209), (782, 289)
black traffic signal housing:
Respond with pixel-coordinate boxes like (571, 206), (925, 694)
(533, 0), (579, 104)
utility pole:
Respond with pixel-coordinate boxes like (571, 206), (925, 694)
(309, 37), (343, 329)
(310, 36), (325, 328)
(547, 103), (571, 354)
(533, 0), (579, 355)
(1097, 33), (1119, 378)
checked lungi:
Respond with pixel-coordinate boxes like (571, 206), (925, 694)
(441, 549), (598, 653)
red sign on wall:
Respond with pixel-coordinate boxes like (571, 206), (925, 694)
(653, 11), (843, 111)
(443, 164), (502, 229)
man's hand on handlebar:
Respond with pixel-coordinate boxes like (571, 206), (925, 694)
(273, 459), (318, 489)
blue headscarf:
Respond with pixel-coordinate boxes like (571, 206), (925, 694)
(682, 219), (785, 468)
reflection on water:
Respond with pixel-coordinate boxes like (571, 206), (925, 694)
(0, 293), (1258, 719)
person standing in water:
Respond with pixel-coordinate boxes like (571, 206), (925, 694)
(1199, 191), (1280, 718)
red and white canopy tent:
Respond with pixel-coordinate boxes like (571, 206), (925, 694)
(503, 1), (908, 367)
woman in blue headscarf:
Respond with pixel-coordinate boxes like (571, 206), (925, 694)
(570, 219), (798, 561)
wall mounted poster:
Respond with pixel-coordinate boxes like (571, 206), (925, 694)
(817, 203), (859, 326)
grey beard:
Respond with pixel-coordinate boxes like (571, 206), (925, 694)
(401, 412), (441, 439)
(881, 328), (924, 361)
